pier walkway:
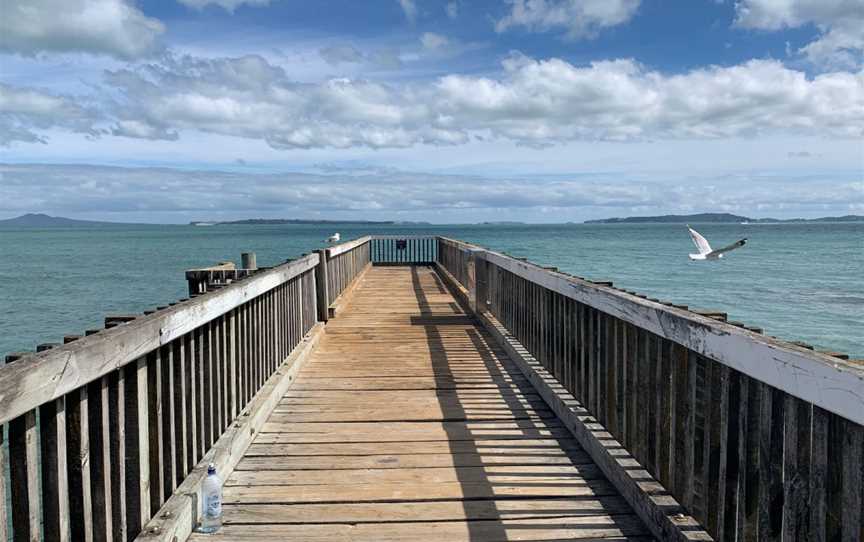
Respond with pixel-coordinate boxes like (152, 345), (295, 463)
(190, 266), (654, 541)
(4, 235), (861, 542)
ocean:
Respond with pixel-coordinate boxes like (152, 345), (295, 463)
(0, 222), (861, 359)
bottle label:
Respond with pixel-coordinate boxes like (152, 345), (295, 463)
(206, 494), (221, 518)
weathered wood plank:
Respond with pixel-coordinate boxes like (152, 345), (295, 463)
(40, 396), (70, 542)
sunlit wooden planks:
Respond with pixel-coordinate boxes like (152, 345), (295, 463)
(190, 265), (651, 542)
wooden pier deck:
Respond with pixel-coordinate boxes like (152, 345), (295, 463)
(190, 266), (654, 541)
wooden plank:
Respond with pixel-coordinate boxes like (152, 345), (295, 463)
(221, 496), (635, 523)
(66, 387), (93, 542)
(0, 424), (7, 542)
(483, 251), (864, 425)
(810, 405), (829, 541)
(840, 416), (863, 541)
(226, 479), (622, 502)
(0, 253), (320, 426)
(191, 517), (652, 542)
(8, 409), (40, 542)
(108, 370), (127, 540)
(228, 463), (602, 486)
(40, 396), (70, 541)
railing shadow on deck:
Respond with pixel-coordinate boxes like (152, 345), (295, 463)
(409, 265), (642, 540)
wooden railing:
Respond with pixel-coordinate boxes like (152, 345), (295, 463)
(437, 237), (479, 297)
(323, 236), (371, 306)
(437, 240), (864, 542)
(370, 235), (437, 264)
(0, 254), (320, 542)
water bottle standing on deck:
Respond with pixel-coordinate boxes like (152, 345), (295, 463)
(198, 463), (223, 533)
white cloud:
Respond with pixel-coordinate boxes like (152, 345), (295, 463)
(421, 33), (450, 51)
(0, 83), (100, 145)
(735, 0), (864, 69)
(318, 45), (403, 69)
(102, 54), (864, 148)
(398, 0), (418, 23)
(0, 0), (164, 60)
(319, 45), (365, 65)
(433, 55), (863, 143)
(6, 53), (862, 149)
(177, 0), (271, 11)
(445, 1), (459, 19)
(495, 0), (641, 38)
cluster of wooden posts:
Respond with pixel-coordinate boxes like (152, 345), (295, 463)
(0, 235), (861, 542)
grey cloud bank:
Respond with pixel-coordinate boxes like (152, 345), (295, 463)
(0, 163), (860, 223)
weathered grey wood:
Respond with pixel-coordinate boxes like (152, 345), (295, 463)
(0, 424), (7, 542)
(840, 417), (862, 541)
(793, 397), (812, 537)
(482, 251), (864, 426)
(40, 396), (70, 541)
(108, 370), (127, 540)
(326, 236), (371, 258)
(240, 252), (257, 270)
(160, 344), (176, 503)
(137, 322), (324, 542)
(173, 339), (187, 486)
(128, 357), (150, 539)
(67, 386), (94, 542)
(0, 254), (319, 426)
(9, 409), (40, 542)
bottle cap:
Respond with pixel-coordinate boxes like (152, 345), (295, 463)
(207, 463), (216, 475)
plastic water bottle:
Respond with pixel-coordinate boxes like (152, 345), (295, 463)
(198, 463), (222, 533)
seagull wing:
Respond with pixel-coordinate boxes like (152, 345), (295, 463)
(687, 226), (712, 255)
(707, 238), (747, 258)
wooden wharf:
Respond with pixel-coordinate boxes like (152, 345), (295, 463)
(0, 235), (862, 541)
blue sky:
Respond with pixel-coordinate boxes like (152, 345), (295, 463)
(0, 0), (861, 223)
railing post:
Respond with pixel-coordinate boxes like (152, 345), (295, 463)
(315, 249), (330, 322)
(469, 249), (486, 314)
(241, 252), (257, 271)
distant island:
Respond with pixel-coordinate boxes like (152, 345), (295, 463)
(481, 221), (526, 225)
(191, 218), (396, 225)
(584, 213), (864, 224)
(0, 213), (138, 228)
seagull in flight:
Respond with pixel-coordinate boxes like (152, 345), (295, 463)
(326, 232), (340, 244)
(687, 225), (747, 261)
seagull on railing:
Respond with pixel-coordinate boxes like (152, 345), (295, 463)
(326, 233), (340, 244)
(687, 225), (746, 261)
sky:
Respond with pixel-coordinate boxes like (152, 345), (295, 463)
(0, 0), (862, 223)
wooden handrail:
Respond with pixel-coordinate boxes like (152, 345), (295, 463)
(479, 249), (864, 426)
(0, 253), (319, 426)
(325, 235), (372, 258)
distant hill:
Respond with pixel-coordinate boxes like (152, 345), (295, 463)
(0, 213), (129, 228)
(585, 213), (864, 224)
(192, 218), (395, 225)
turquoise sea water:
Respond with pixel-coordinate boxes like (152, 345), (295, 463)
(0, 222), (861, 358)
